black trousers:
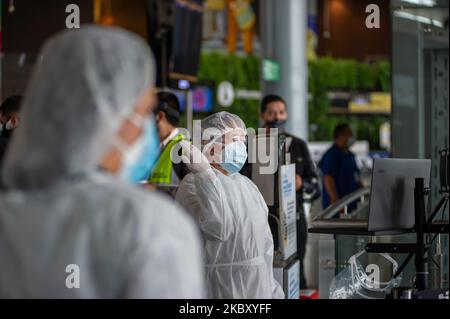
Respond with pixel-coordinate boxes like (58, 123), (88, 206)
(297, 207), (308, 289)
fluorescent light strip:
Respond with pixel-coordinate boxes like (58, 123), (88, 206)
(394, 11), (444, 27)
(401, 0), (436, 7)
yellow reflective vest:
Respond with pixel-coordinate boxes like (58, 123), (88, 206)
(149, 134), (185, 186)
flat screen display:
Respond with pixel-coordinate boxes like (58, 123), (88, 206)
(172, 86), (213, 113)
(368, 158), (431, 233)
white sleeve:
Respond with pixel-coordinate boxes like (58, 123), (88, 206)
(177, 169), (234, 242)
(264, 223), (285, 299)
(175, 174), (203, 220)
(252, 178), (285, 299)
(123, 203), (206, 299)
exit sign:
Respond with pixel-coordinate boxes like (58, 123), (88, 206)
(263, 59), (280, 82)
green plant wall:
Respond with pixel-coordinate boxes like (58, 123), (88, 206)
(307, 57), (391, 148)
(196, 52), (391, 150)
(196, 52), (261, 129)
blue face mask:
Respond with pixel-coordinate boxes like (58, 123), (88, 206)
(219, 141), (248, 175)
(119, 116), (160, 183)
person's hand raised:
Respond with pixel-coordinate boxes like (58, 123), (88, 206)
(179, 140), (211, 174)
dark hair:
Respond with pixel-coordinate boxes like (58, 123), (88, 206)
(0, 96), (23, 118)
(155, 92), (180, 126)
(261, 94), (286, 114)
(333, 123), (351, 139)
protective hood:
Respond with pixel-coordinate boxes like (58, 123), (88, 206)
(2, 26), (155, 190)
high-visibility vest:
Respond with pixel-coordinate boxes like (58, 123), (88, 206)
(149, 134), (185, 186)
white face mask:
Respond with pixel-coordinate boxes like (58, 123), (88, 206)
(115, 114), (160, 183)
(218, 141), (248, 175)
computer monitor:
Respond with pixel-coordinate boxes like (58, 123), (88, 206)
(172, 86), (214, 113)
(368, 158), (431, 233)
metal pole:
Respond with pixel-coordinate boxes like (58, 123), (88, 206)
(161, 28), (168, 89)
(186, 90), (193, 137)
(414, 178), (428, 291)
(433, 235), (444, 289)
(261, 0), (309, 140)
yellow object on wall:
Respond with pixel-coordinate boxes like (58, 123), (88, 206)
(349, 93), (392, 114)
(206, 0), (226, 10)
(234, 0), (255, 31)
(94, 0), (116, 25)
(307, 29), (318, 61)
(227, 0), (255, 54)
(93, 0), (148, 39)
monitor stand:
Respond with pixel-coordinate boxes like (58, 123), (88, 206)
(365, 178), (449, 291)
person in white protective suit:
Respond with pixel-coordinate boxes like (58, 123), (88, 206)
(0, 26), (205, 298)
(176, 112), (284, 299)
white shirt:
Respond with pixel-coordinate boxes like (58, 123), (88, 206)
(161, 128), (180, 150)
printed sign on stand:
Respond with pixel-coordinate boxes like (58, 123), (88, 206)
(279, 164), (297, 260)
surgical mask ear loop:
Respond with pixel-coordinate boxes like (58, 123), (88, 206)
(114, 112), (146, 155)
(127, 112), (146, 130)
(203, 129), (247, 164)
(203, 135), (225, 164)
(114, 138), (128, 157)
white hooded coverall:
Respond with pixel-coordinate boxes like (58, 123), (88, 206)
(0, 27), (204, 298)
(176, 112), (284, 299)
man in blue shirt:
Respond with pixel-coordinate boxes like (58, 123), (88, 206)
(319, 124), (362, 214)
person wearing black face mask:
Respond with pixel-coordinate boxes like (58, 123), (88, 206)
(0, 96), (23, 177)
(260, 94), (320, 290)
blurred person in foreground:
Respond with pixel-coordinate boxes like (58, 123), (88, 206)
(0, 26), (204, 299)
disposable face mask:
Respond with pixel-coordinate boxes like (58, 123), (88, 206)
(267, 119), (287, 133)
(118, 115), (160, 183)
(219, 141), (248, 175)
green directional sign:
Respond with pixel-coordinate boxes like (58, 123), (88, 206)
(263, 59), (281, 82)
